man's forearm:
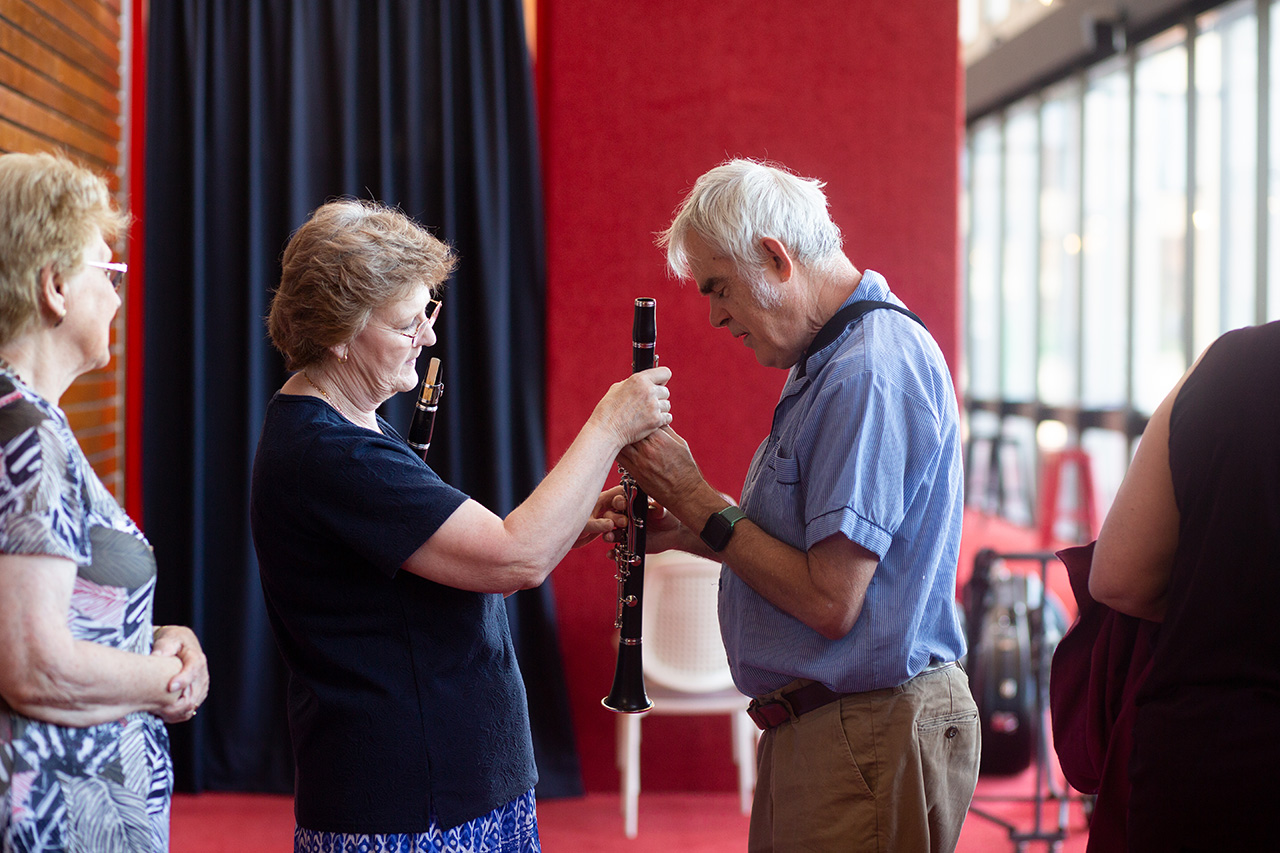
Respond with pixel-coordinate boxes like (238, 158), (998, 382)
(681, 505), (875, 641)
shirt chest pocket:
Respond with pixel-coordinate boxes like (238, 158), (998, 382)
(769, 449), (800, 484)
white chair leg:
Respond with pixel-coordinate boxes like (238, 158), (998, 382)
(733, 709), (757, 815)
(615, 713), (627, 774)
(621, 713), (642, 838)
(615, 713), (625, 816)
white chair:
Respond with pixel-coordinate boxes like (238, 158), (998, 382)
(614, 551), (757, 838)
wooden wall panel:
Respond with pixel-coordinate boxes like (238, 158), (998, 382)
(0, 0), (128, 498)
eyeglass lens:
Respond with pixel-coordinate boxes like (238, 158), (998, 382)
(86, 261), (126, 291)
(408, 300), (442, 340)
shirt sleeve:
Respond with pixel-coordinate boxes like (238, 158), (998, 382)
(0, 416), (87, 564)
(293, 424), (470, 578)
(801, 371), (943, 558)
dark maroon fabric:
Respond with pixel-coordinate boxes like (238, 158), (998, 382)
(1049, 542), (1158, 853)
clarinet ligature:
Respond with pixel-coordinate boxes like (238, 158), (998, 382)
(407, 357), (443, 461)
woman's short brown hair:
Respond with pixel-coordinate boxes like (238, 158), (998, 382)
(268, 199), (457, 370)
(0, 151), (129, 345)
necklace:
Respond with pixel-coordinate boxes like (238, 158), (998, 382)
(302, 371), (347, 418)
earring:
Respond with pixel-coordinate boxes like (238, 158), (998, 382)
(54, 310), (66, 327)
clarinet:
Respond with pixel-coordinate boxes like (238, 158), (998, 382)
(407, 357), (443, 461)
(603, 298), (656, 714)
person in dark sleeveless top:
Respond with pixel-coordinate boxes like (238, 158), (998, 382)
(1089, 320), (1280, 851)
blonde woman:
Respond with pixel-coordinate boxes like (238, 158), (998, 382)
(0, 151), (208, 852)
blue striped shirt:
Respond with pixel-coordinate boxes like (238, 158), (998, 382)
(720, 270), (966, 696)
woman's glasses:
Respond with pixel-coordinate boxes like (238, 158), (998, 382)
(390, 299), (442, 342)
(86, 261), (127, 291)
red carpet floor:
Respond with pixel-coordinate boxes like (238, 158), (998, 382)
(173, 512), (1093, 851)
(171, 767), (1090, 852)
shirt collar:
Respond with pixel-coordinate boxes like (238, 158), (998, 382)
(794, 270), (891, 380)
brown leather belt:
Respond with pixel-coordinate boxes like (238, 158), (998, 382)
(746, 681), (849, 731)
(746, 662), (956, 731)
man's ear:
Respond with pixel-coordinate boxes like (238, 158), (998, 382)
(760, 237), (794, 283)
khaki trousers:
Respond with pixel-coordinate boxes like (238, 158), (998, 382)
(748, 663), (980, 853)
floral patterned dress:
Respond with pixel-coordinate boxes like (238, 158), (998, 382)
(0, 370), (172, 853)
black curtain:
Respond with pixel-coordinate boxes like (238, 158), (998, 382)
(143, 0), (583, 798)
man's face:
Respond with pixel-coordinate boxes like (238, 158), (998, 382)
(685, 232), (803, 369)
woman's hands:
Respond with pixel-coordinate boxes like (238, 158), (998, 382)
(151, 625), (210, 724)
(403, 365), (673, 592)
(569, 369), (675, 549)
(0, 553), (213, 727)
(572, 485), (627, 548)
(589, 367), (672, 448)
(599, 494), (691, 554)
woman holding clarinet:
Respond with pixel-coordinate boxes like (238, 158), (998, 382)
(250, 198), (671, 853)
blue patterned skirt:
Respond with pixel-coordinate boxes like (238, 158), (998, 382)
(294, 789), (540, 853)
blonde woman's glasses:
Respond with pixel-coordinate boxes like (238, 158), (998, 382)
(86, 261), (127, 291)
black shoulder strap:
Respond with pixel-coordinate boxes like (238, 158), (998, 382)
(800, 299), (928, 377)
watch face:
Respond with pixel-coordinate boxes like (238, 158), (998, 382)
(701, 517), (729, 551)
(700, 506), (743, 552)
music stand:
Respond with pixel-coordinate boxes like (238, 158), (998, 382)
(966, 550), (1074, 853)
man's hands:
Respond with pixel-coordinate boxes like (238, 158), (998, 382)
(581, 426), (728, 558)
(615, 426), (708, 511)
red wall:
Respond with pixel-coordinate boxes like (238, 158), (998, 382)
(538, 0), (962, 793)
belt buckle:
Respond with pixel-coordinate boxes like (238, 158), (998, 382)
(746, 696), (794, 731)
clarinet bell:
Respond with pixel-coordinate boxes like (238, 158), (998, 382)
(602, 641), (653, 714)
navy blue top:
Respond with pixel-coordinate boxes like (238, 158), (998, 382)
(250, 393), (537, 832)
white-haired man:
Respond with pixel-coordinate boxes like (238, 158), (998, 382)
(613, 159), (979, 852)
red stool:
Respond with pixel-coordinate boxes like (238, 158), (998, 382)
(1036, 447), (1098, 548)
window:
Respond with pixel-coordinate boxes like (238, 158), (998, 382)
(1039, 81), (1082, 407)
(1194, 3), (1258, 353)
(1132, 29), (1189, 416)
(1081, 58), (1130, 411)
(1269, 0), (1280, 321)
(1003, 105), (1040, 402)
(964, 1), (1280, 526)
(966, 120), (1003, 402)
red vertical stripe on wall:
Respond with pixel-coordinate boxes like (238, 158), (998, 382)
(125, 0), (148, 525)
(538, 0), (962, 792)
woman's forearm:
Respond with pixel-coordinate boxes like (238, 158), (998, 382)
(500, 370), (672, 582)
(402, 370), (671, 593)
(0, 553), (187, 727)
(4, 637), (183, 727)
(500, 419), (623, 585)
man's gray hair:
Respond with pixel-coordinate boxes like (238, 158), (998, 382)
(658, 159), (844, 301)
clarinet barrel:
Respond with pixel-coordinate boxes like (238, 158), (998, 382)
(603, 298), (656, 714)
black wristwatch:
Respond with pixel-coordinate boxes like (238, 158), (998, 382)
(700, 505), (747, 552)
